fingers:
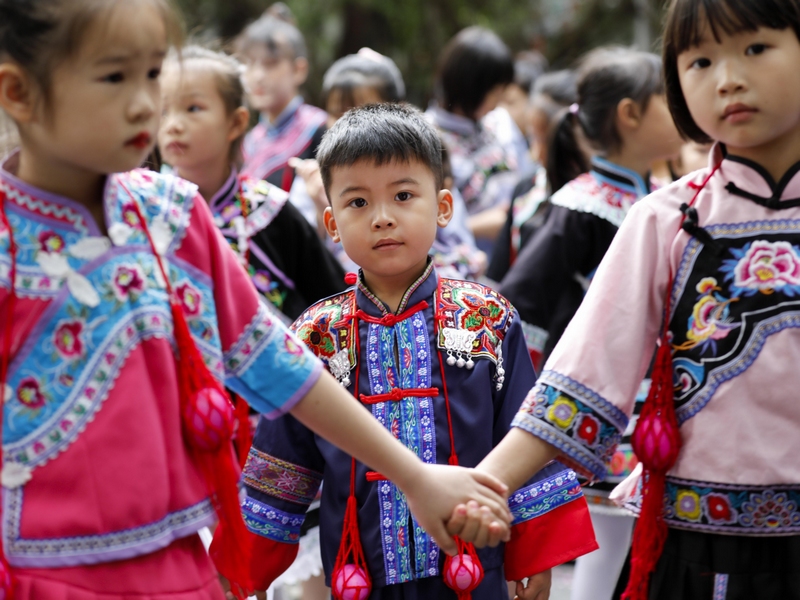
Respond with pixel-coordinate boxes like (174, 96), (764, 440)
(471, 469), (509, 498)
(472, 506), (493, 547)
(427, 519), (458, 556)
(487, 520), (510, 546)
(446, 503), (468, 536)
(474, 490), (512, 525)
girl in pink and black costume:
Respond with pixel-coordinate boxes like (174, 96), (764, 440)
(450, 0), (800, 598)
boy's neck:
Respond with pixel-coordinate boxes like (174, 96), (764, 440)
(16, 148), (107, 234)
(361, 260), (430, 314)
(175, 160), (232, 205)
(264, 95), (298, 124)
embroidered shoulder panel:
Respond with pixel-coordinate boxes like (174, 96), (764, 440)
(669, 219), (800, 423)
(549, 172), (639, 228)
(106, 169), (196, 255)
(239, 176), (289, 236)
(435, 278), (513, 365)
(290, 290), (357, 371)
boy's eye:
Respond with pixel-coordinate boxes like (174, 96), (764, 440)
(745, 43), (767, 56)
(102, 72), (125, 83)
(690, 57), (711, 70)
(396, 191), (413, 202)
(187, 105), (202, 113)
(348, 197), (367, 208)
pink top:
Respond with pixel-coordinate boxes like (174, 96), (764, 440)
(513, 145), (800, 536)
(0, 158), (322, 568)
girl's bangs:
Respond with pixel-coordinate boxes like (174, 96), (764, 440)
(670, 0), (797, 55)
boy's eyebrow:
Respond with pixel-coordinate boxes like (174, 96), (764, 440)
(391, 178), (421, 186)
(339, 185), (369, 197)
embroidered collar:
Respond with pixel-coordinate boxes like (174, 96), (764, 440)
(590, 156), (651, 197)
(355, 260), (436, 317)
(207, 166), (239, 213)
(716, 144), (800, 210)
(262, 96), (304, 137)
(1, 153), (110, 236)
(426, 105), (480, 137)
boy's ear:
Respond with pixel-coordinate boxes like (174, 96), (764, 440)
(292, 57), (309, 87)
(227, 106), (250, 142)
(436, 189), (454, 228)
(616, 98), (643, 132)
(0, 63), (37, 124)
(323, 206), (340, 242)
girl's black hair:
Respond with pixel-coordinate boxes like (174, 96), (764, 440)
(322, 50), (405, 111)
(530, 69), (578, 121)
(663, 0), (800, 143)
(0, 0), (181, 102)
(546, 47), (663, 193)
(435, 26), (514, 121)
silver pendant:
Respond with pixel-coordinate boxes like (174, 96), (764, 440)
(329, 349), (353, 387)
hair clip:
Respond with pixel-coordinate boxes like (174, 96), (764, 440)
(569, 103), (580, 115)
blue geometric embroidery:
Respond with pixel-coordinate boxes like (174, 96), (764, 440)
(713, 574), (729, 600)
(508, 469), (584, 525)
(366, 311), (438, 584)
(241, 495), (304, 543)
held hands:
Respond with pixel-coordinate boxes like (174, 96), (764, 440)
(446, 500), (511, 548)
(402, 463), (512, 555)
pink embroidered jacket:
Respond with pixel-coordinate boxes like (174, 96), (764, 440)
(513, 144), (800, 536)
(0, 158), (322, 568)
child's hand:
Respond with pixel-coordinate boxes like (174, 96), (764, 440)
(403, 464), (511, 555)
(446, 501), (511, 547)
(288, 157), (327, 210)
(514, 570), (552, 600)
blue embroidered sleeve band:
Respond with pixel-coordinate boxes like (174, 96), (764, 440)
(241, 495), (304, 543)
(508, 469), (584, 525)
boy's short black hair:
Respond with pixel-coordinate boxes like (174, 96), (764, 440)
(663, 0), (800, 143)
(317, 103), (444, 197)
(436, 26), (514, 120)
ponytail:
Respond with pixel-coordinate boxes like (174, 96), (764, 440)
(546, 108), (589, 194)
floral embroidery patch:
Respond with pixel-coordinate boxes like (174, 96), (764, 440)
(624, 476), (800, 535)
(243, 447), (323, 506)
(241, 495), (304, 543)
(508, 469), (584, 525)
(723, 240), (800, 296)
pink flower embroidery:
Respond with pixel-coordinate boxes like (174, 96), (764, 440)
(38, 230), (65, 254)
(284, 335), (304, 356)
(121, 203), (141, 228)
(54, 320), (85, 359)
(17, 377), (46, 410)
(176, 282), (202, 317)
(733, 240), (800, 292)
(112, 264), (146, 301)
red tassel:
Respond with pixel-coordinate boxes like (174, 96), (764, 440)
(443, 538), (484, 600)
(622, 315), (681, 600)
(233, 394), (253, 469)
(123, 192), (254, 598)
(331, 472), (372, 600)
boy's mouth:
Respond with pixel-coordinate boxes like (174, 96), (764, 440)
(373, 238), (403, 250)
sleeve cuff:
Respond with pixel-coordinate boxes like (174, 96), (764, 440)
(503, 494), (598, 581)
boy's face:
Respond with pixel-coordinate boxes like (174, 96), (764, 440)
(242, 44), (307, 118)
(324, 158), (453, 287)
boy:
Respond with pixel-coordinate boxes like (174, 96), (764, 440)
(240, 104), (597, 599)
(237, 8), (327, 190)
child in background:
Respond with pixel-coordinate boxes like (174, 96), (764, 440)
(487, 69), (579, 282)
(452, 0), (800, 598)
(235, 104), (596, 600)
(498, 47), (682, 600)
(485, 50), (549, 176)
(237, 5), (327, 191)
(290, 49), (486, 280)
(158, 46), (345, 321)
(427, 26), (519, 248)
(0, 2), (515, 597)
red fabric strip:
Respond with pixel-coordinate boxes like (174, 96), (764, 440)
(359, 387), (439, 404)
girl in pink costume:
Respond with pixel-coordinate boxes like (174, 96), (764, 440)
(450, 0), (800, 598)
(0, 2), (513, 598)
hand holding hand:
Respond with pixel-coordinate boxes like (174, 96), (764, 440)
(514, 570), (552, 600)
(402, 464), (511, 555)
(446, 499), (511, 548)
